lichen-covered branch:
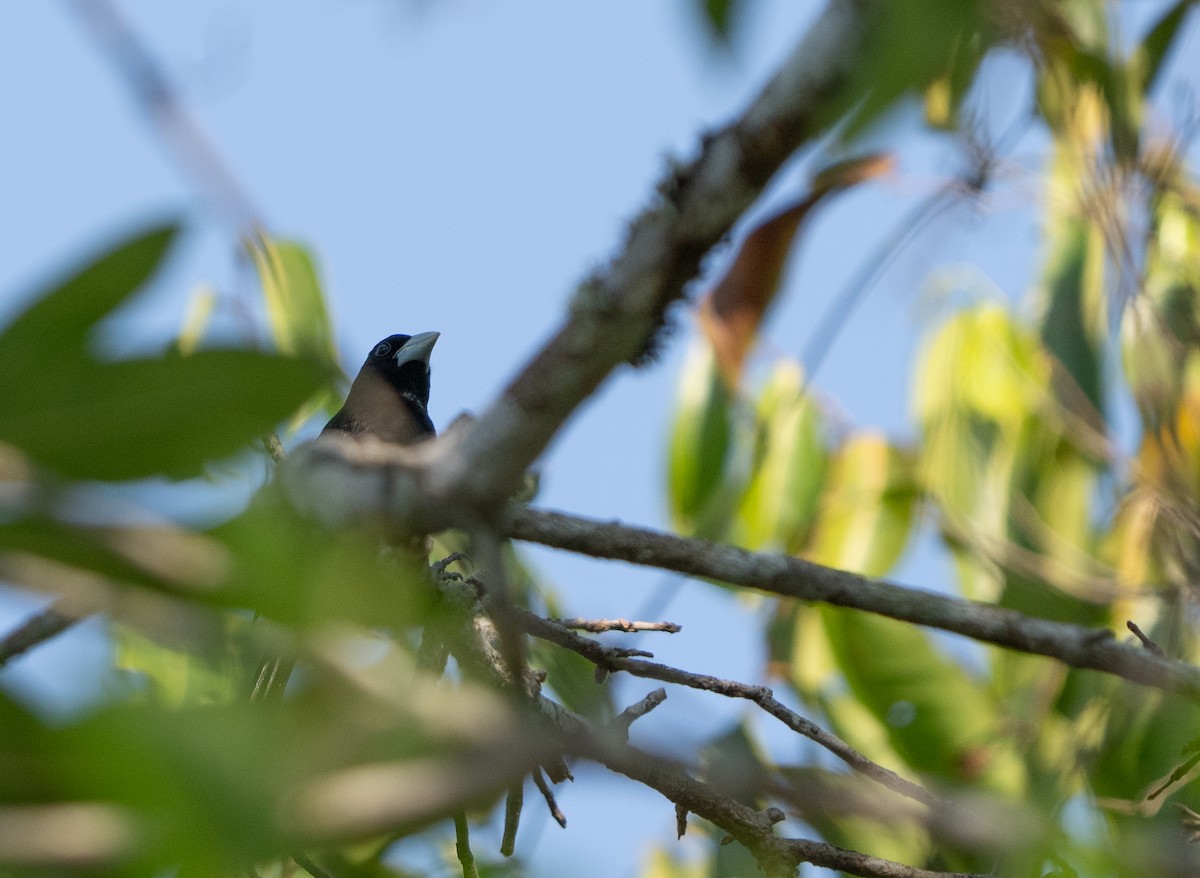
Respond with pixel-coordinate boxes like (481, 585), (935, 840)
(281, 0), (879, 525)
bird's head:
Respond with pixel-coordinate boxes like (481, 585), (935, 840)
(363, 331), (439, 405)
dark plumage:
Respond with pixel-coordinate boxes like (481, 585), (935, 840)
(322, 332), (439, 444)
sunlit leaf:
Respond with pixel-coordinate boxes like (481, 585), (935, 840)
(666, 341), (736, 536)
(807, 433), (917, 576)
(177, 285), (218, 355)
(734, 362), (828, 552)
(249, 234), (338, 363)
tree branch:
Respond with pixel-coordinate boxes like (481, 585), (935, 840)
(503, 506), (1200, 701)
(0, 603), (77, 668)
(571, 733), (983, 878)
(280, 0), (879, 526)
(517, 611), (937, 807)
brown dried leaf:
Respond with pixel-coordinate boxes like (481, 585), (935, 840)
(698, 153), (894, 387)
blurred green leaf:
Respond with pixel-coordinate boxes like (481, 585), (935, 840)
(696, 0), (745, 45)
(113, 617), (251, 709)
(778, 765), (930, 867)
(177, 285), (218, 355)
(807, 433), (917, 576)
(249, 235), (337, 363)
(834, 0), (990, 137)
(734, 362), (828, 552)
(667, 341), (736, 537)
(0, 221), (180, 372)
(822, 606), (1026, 795)
(0, 349), (328, 480)
(530, 638), (614, 721)
(209, 493), (435, 630)
(1136, 0), (1195, 97)
(1040, 213), (1107, 434)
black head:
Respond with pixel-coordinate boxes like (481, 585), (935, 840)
(363, 331), (438, 402)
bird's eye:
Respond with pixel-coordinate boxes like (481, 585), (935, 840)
(373, 342), (392, 358)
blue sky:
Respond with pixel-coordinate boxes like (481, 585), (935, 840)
(3, 2), (1198, 875)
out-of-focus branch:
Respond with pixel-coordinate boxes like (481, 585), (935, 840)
(503, 506), (1200, 701)
(281, 0), (880, 527)
(0, 602), (77, 667)
(66, 0), (262, 235)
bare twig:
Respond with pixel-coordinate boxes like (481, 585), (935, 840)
(611, 687), (668, 737)
(500, 780), (522, 858)
(1128, 620), (1166, 656)
(518, 612), (935, 807)
(531, 769), (567, 829)
(505, 506), (1200, 701)
(551, 617), (681, 634)
(453, 812), (480, 878)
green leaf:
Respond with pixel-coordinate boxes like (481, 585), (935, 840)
(209, 494), (436, 630)
(249, 235), (337, 363)
(697, 0), (745, 44)
(0, 350), (329, 480)
(734, 362), (828, 552)
(0, 221), (179, 370)
(1136, 0), (1196, 97)
(666, 341), (737, 536)
(834, 0), (991, 137)
(530, 638), (614, 721)
(1040, 215), (1107, 429)
(177, 285), (218, 355)
(807, 433), (917, 577)
(778, 765), (930, 867)
(821, 606), (1026, 794)
(915, 305), (1050, 434)
(0, 517), (230, 593)
(114, 622), (249, 708)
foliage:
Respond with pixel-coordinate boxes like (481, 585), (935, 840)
(665, 0), (1200, 875)
(3, 2), (1200, 878)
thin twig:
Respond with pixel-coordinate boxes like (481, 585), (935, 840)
(551, 617), (681, 634)
(517, 611), (936, 807)
(500, 780), (523, 858)
(453, 812), (480, 878)
(1127, 620), (1166, 656)
(531, 769), (567, 828)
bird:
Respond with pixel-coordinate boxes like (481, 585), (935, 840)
(322, 332), (439, 444)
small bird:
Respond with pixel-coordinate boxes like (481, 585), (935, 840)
(322, 332), (439, 443)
